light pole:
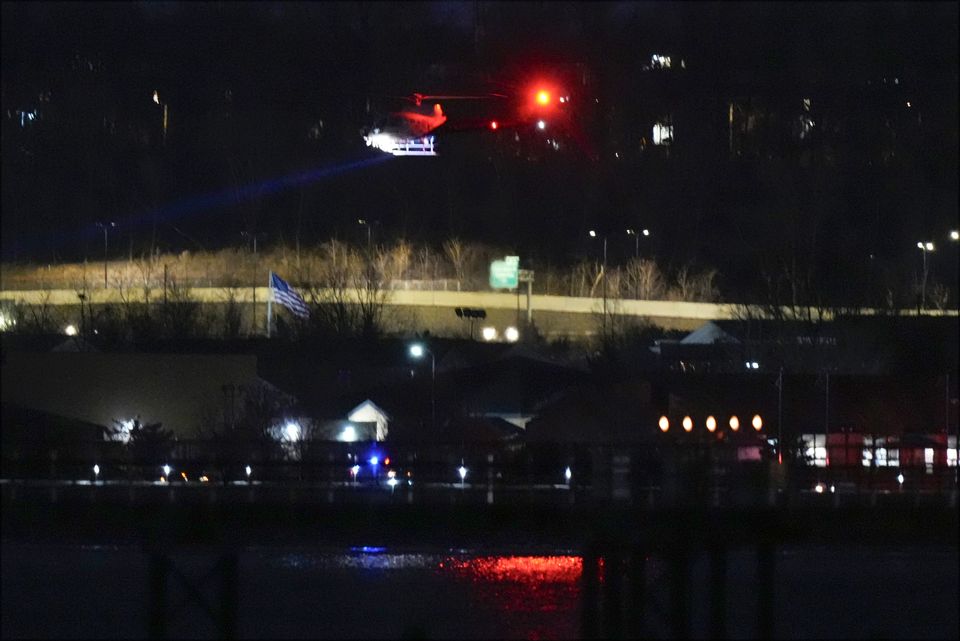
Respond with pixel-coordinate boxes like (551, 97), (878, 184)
(96, 222), (116, 288)
(916, 241), (934, 311)
(242, 231), (265, 334)
(152, 90), (168, 146)
(357, 219), (380, 252)
(588, 230), (608, 332)
(625, 227), (650, 260)
(409, 343), (435, 434)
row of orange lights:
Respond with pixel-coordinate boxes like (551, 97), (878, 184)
(659, 414), (763, 433)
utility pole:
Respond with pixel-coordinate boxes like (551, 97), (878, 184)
(824, 370), (830, 466)
(96, 221), (116, 289)
(242, 232), (265, 335)
(777, 367), (784, 464)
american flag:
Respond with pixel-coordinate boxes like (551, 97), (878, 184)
(270, 272), (310, 319)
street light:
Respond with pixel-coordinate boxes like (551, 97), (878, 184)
(588, 230), (608, 331)
(96, 221), (116, 288)
(916, 241), (935, 310)
(241, 231), (266, 334)
(357, 218), (380, 251)
(153, 90), (168, 145)
(625, 228), (651, 260)
(409, 343), (436, 433)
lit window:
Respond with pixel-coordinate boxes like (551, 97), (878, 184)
(801, 434), (827, 467)
(653, 122), (673, 146)
(650, 54), (672, 69)
(948, 437), (957, 467)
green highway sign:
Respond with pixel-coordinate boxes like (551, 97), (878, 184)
(489, 256), (520, 289)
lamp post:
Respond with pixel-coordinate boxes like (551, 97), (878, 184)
(409, 343), (435, 434)
(152, 90), (168, 146)
(625, 227), (650, 260)
(588, 230), (608, 332)
(242, 231), (265, 334)
(357, 219), (380, 252)
(916, 241), (934, 311)
(95, 222), (116, 289)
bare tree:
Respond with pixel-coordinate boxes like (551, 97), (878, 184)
(623, 258), (666, 300)
(388, 239), (413, 283)
(11, 293), (60, 334)
(670, 266), (720, 302)
(443, 238), (473, 290)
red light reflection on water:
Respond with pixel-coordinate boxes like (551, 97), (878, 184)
(440, 556), (582, 639)
(443, 555), (582, 582)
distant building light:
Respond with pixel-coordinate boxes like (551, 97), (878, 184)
(481, 327), (498, 341)
(245, 465), (252, 477)
(93, 464), (100, 476)
(284, 422), (301, 442)
(505, 327), (520, 342)
(458, 465), (468, 481)
(64, 324), (78, 336)
(752, 414), (763, 431)
(338, 425), (358, 442)
(537, 120), (546, 130)
(409, 344), (425, 358)
(706, 416), (717, 432)
(682, 416), (693, 432)
(653, 122), (673, 145)
(0, 312), (16, 331)
(564, 466), (572, 482)
(651, 54), (672, 69)
(659, 416), (670, 432)
(951, 230), (959, 241)
(729, 416), (740, 431)
(162, 464), (171, 477)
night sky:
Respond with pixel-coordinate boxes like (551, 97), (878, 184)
(2, 1), (957, 302)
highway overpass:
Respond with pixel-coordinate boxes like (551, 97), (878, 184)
(1, 287), (956, 338)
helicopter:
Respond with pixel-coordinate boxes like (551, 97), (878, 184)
(361, 83), (576, 157)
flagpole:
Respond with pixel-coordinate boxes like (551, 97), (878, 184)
(266, 271), (273, 338)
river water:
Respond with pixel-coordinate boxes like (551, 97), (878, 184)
(2, 543), (957, 638)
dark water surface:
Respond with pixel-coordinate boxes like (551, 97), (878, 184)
(2, 543), (957, 639)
